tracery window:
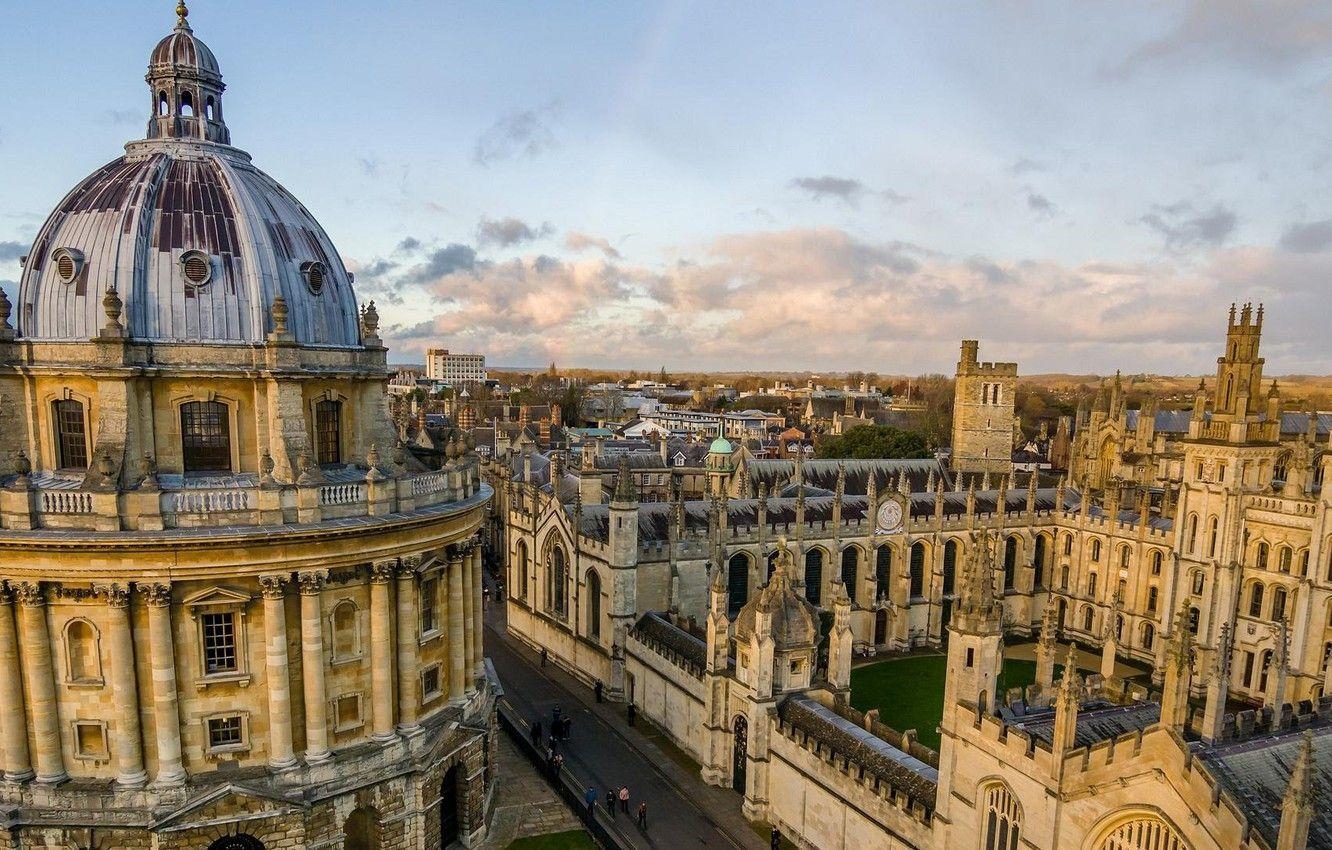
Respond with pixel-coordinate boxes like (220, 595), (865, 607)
(909, 542), (925, 598)
(550, 545), (567, 617)
(585, 569), (602, 638)
(1094, 815), (1187, 850)
(875, 545), (891, 601)
(181, 400), (231, 473)
(805, 548), (824, 606)
(981, 782), (1021, 850)
(841, 547), (859, 604)
(943, 540), (959, 596)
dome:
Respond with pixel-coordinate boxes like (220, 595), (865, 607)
(734, 545), (819, 649)
(14, 5), (361, 348)
(709, 435), (734, 454)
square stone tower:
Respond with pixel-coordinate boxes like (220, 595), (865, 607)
(951, 339), (1017, 476)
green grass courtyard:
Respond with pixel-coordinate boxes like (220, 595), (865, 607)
(504, 830), (598, 850)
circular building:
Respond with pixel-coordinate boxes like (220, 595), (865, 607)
(0, 6), (493, 849)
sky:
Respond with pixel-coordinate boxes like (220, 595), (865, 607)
(2, 1), (1332, 375)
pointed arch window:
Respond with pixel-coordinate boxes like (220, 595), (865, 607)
(585, 569), (602, 638)
(942, 539), (958, 596)
(516, 540), (529, 600)
(805, 549), (824, 606)
(909, 542), (925, 598)
(1270, 586), (1288, 622)
(840, 547), (859, 604)
(1094, 815), (1185, 850)
(1256, 542), (1269, 570)
(1207, 516), (1219, 557)
(981, 782), (1021, 850)
(1003, 537), (1018, 591)
(549, 545), (567, 617)
(875, 545), (891, 601)
(728, 553), (750, 616)
(53, 398), (89, 470)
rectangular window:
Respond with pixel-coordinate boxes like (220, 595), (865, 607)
(180, 400), (232, 473)
(315, 399), (341, 465)
(54, 399), (88, 469)
(74, 721), (107, 759)
(334, 694), (362, 730)
(422, 665), (441, 700)
(207, 715), (244, 750)
(420, 577), (438, 634)
(201, 612), (238, 674)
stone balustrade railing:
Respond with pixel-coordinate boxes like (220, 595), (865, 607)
(1, 458), (483, 533)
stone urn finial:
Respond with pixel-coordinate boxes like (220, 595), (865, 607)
(102, 286), (123, 328)
(11, 450), (31, 490)
(392, 439), (407, 468)
(362, 299), (380, 335)
(139, 452), (160, 490)
(95, 448), (115, 482)
(259, 448), (276, 485)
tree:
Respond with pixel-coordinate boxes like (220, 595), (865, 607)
(907, 374), (955, 450)
(658, 366), (669, 384)
(816, 425), (930, 460)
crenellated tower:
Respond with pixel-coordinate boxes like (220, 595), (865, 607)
(951, 340), (1017, 476)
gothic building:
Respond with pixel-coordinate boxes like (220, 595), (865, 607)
(0, 6), (493, 848)
(494, 304), (1332, 849)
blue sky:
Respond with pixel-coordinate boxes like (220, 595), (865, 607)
(2, 1), (1332, 374)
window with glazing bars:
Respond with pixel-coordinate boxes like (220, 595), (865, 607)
(54, 399), (88, 469)
(202, 612), (237, 673)
(207, 715), (243, 748)
(180, 401), (231, 473)
(420, 578), (438, 633)
(315, 399), (341, 465)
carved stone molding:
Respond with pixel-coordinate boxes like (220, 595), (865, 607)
(297, 570), (327, 596)
(258, 574), (290, 600)
(141, 583), (173, 608)
(96, 583), (132, 608)
(370, 560), (397, 584)
(396, 555), (423, 578)
(12, 581), (45, 607)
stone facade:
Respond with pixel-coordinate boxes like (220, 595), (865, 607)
(951, 339), (1018, 476)
(0, 7), (496, 848)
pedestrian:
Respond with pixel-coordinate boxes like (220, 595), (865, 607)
(548, 734), (558, 754)
(544, 747), (554, 775)
(619, 786), (629, 813)
(563, 716), (572, 740)
(636, 801), (648, 830)
(552, 753), (564, 777)
(606, 789), (616, 815)
(771, 826), (782, 849)
(530, 719), (542, 746)
(594, 680), (603, 703)
(553, 704), (562, 726)
(541, 647), (548, 667)
(627, 702), (636, 726)
(584, 787), (597, 819)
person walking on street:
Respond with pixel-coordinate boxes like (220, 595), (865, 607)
(584, 787), (597, 819)
(530, 719), (542, 746)
(562, 716), (572, 740)
(605, 789), (616, 816)
(619, 786), (630, 814)
(637, 801), (648, 830)
(594, 680), (603, 703)
(771, 826), (782, 849)
(551, 753), (564, 779)
(552, 704), (562, 726)
(541, 647), (548, 667)
(627, 702), (636, 726)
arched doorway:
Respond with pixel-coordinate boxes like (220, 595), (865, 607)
(731, 715), (748, 794)
(343, 807), (381, 850)
(874, 608), (888, 645)
(440, 764), (461, 846)
(208, 837), (265, 850)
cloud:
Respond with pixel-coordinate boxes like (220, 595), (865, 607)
(473, 105), (559, 167)
(476, 217), (553, 248)
(1278, 220), (1332, 253)
(0, 241), (23, 263)
(1119, 1), (1332, 72)
(1009, 157), (1048, 176)
(402, 244), (478, 286)
(396, 236), (422, 253)
(565, 232), (621, 259)
(1140, 201), (1237, 252)
(790, 176), (867, 205)
(357, 157), (381, 177)
(1027, 193), (1057, 216)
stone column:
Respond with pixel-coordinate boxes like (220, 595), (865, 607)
(298, 571), (331, 763)
(144, 583), (185, 785)
(396, 557), (422, 734)
(259, 575), (297, 771)
(0, 585), (32, 781)
(14, 582), (66, 784)
(461, 546), (475, 694)
(471, 545), (485, 679)
(369, 560), (397, 741)
(448, 549), (466, 701)
(101, 583), (146, 786)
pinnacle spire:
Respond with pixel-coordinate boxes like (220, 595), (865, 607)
(613, 454), (636, 503)
(176, 1), (190, 28)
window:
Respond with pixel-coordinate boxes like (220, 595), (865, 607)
(1270, 586), (1287, 621)
(1147, 586), (1158, 614)
(1093, 816), (1185, 850)
(1088, 572), (1098, 597)
(1300, 550), (1310, 577)
(205, 714), (245, 753)
(805, 549), (824, 606)
(1151, 550), (1162, 576)
(942, 540), (958, 596)
(422, 665), (442, 701)
(1003, 537), (1018, 591)
(1242, 651), (1255, 687)
(1188, 607), (1200, 634)
(585, 569), (602, 638)
(550, 546), (567, 616)
(728, 553), (750, 616)
(1141, 623), (1155, 650)
(53, 399), (88, 469)
(1090, 539), (1102, 562)
(1249, 583), (1264, 618)
(73, 721), (108, 760)
(1257, 542), (1269, 570)
(875, 545), (891, 601)
(841, 547), (859, 604)
(64, 619), (102, 685)
(517, 540), (529, 599)
(202, 612), (237, 674)
(1259, 650), (1272, 692)
(180, 90), (194, 117)
(315, 399), (341, 465)
(1063, 534), (1073, 556)
(1187, 514), (1198, 553)
(1034, 536), (1048, 589)
(909, 542), (925, 598)
(1192, 571), (1205, 595)
(1083, 606), (1094, 632)
(1119, 545), (1131, 569)
(331, 600), (359, 660)
(180, 400), (232, 473)
(334, 693), (363, 731)
(420, 577), (438, 635)
(1278, 547), (1292, 574)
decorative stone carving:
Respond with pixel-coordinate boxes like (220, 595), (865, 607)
(396, 555), (423, 577)
(297, 570), (326, 595)
(138, 452), (159, 490)
(97, 583), (131, 608)
(258, 574), (289, 599)
(370, 560), (397, 583)
(12, 581), (45, 607)
(141, 583), (172, 608)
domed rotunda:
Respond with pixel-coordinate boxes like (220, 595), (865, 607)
(0, 5), (493, 849)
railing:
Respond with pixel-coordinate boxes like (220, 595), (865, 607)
(319, 483), (366, 506)
(41, 491), (93, 514)
(412, 472), (448, 496)
(169, 489), (251, 513)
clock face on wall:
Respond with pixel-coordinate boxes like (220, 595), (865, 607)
(876, 499), (904, 534)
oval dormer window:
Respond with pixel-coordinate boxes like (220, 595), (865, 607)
(52, 247), (85, 284)
(301, 260), (326, 295)
(180, 250), (213, 288)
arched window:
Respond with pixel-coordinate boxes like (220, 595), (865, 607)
(315, 399), (342, 465)
(805, 549), (824, 606)
(1003, 536), (1018, 591)
(1191, 570), (1205, 595)
(1207, 516), (1219, 557)
(1088, 572), (1098, 598)
(1033, 535), (1048, 589)
(1257, 542), (1269, 569)
(1270, 586), (1287, 622)
(1278, 546), (1292, 573)
(180, 400), (232, 473)
(180, 90), (194, 117)
(1119, 544), (1131, 569)
(1056, 597), (1067, 629)
(728, 553), (750, 616)
(1063, 534), (1073, 556)
(942, 539), (959, 596)
(64, 619), (101, 684)
(1274, 454), (1290, 484)
(1090, 539), (1102, 562)
(840, 547), (859, 605)
(1259, 649), (1273, 693)
(1188, 606), (1200, 634)
(53, 398), (89, 469)
(1187, 514), (1198, 553)
(1300, 549), (1310, 577)
(1115, 614), (1124, 641)
(1248, 582), (1265, 617)
(550, 545), (567, 616)
(1082, 606), (1094, 632)
(1060, 565), (1069, 591)
(1150, 550), (1163, 575)
(157, 91), (169, 116)
(206, 835), (265, 850)
(516, 540), (529, 599)
(331, 600), (359, 660)
(1146, 586), (1158, 614)
(343, 806), (381, 850)
(585, 569), (602, 638)
(980, 782), (1022, 850)
(1092, 814), (1186, 850)
(1141, 622), (1155, 651)
(205, 96), (216, 121)
(909, 542), (925, 598)
(875, 545), (891, 601)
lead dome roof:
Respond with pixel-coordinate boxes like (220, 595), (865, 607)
(16, 6), (361, 348)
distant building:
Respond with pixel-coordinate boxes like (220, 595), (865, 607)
(425, 348), (486, 383)
(951, 339), (1018, 476)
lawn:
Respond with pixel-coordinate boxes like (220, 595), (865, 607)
(506, 830), (598, 850)
(849, 654), (1057, 752)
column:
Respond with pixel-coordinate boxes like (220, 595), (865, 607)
(298, 571), (331, 763)
(259, 575), (297, 771)
(396, 557), (422, 733)
(101, 583), (146, 786)
(14, 582), (66, 784)
(144, 583), (185, 785)
(471, 545), (485, 679)
(461, 546), (475, 694)
(0, 585), (32, 781)
(448, 549), (466, 701)
(369, 560), (397, 741)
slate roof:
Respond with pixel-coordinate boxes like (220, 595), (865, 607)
(745, 458), (949, 497)
(629, 612), (706, 673)
(1121, 409), (1332, 438)
(1013, 700), (1161, 749)
(1200, 724), (1332, 848)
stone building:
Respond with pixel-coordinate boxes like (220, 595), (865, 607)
(0, 6), (494, 848)
(951, 339), (1019, 476)
(493, 305), (1332, 849)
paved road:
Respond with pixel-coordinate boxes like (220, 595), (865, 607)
(484, 601), (767, 850)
